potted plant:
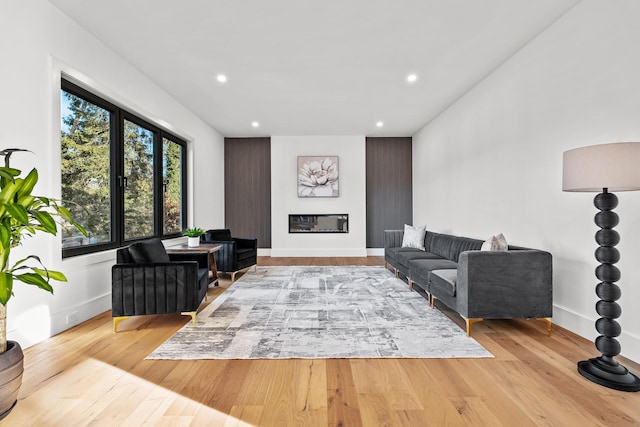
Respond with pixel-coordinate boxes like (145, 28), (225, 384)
(0, 148), (86, 420)
(182, 227), (204, 247)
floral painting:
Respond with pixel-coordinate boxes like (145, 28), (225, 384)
(298, 156), (339, 197)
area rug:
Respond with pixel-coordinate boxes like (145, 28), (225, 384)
(146, 266), (493, 359)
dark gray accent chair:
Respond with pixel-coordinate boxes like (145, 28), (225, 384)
(200, 228), (258, 281)
(384, 229), (553, 336)
(111, 238), (209, 332)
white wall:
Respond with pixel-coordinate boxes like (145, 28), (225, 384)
(1, 1), (224, 348)
(413, 0), (640, 362)
(271, 136), (367, 257)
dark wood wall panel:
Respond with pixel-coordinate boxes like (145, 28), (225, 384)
(366, 137), (412, 248)
(224, 137), (271, 248)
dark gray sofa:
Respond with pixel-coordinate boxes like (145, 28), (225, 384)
(384, 229), (553, 336)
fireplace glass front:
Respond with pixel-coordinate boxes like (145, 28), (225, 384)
(289, 214), (349, 233)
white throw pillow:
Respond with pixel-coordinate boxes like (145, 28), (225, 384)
(494, 233), (508, 251)
(481, 234), (508, 251)
(401, 224), (426, 250)
(481, 236), (497, 251)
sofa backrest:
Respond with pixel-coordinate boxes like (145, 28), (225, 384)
(424, 231), (438, 252)
(425, 231), (483, 262)
(205, 228), (233, 241)
(448, 236), (483, 262)
(428, 232), (454, 259)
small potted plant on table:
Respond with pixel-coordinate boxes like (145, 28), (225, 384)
(183, 227), (204, 247)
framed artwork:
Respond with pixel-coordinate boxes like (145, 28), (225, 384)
(297, 156), (339, 197)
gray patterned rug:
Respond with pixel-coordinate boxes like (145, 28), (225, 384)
(146, 266), (493, 359)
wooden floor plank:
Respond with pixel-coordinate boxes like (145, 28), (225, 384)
(326, 359), (364, 427)
(224, 405), (264, 427)
(233, 360), (277, 406)
(4, 256), (639, 426)
(350, 359), (423, 411)
(257, 360), (296, 426)
(293, 359), (328, 412)
(447, 359), (539, 427)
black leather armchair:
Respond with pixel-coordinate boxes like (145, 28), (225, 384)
(112, 238), (209, 332)
(200, 229), (258, 281)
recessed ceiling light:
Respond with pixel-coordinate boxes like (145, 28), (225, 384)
(251, 121), (259, 128)
(216, 74), (227, 83)
(376, 121), (384, 128)
(407, 73), (418, 83)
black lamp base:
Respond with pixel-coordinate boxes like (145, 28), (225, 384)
(578, 357), (640, 392)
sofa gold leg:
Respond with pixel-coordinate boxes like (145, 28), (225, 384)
(182, 311), (197, 326)
(430, 295), (436, 308)
(113, 316), (129, 333)
(408, 279), (413, 291)
(537, 317), (552, 336)
(394, 268), (399, 278)
(231, 271), (238, 282)
(463, 317), (483, 336)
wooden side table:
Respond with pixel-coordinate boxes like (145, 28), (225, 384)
(166, 244), (222, 286)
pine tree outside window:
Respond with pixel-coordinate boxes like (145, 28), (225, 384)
(60, 79), (187, 257)
(61, 87), (112, 249)
(163, 138), (184, 236)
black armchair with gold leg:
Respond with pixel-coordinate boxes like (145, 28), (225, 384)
(200, 228), (257, 281)
(111, 238), (209, 332)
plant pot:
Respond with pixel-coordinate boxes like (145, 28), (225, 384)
(0, 340), (23, 420)
(187, 237), (200, 247)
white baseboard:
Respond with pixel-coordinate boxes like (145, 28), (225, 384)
(9, 293), (111, 350)
(270, 248), (368, 257)
(260, 248), (382, 257)
(367, 248), (384, 256)
(553, 304), (640, 364)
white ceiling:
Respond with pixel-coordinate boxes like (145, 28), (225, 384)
(49, 0), (579, 137)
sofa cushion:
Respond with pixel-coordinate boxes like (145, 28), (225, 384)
(401, 224), (426, 250)
(430, 269), (458, 297)
(128, 239), (170, 263)
(386, 246), (424, 261)
(449, 237), (483, 262)
(407, 258), (459, 282)
(397, 250), (443, 268)
(116, 247), (134, 264)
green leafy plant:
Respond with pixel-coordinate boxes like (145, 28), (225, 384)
(0, 148), (86, 353)
(182, 227), (204, 237)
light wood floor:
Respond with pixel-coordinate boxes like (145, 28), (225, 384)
(6, 257), (640, 426)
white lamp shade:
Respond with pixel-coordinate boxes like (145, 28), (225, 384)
(562, 142), (640, 192)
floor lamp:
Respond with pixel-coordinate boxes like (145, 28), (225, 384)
(563, 141), (640, 392)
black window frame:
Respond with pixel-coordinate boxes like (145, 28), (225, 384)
(61, 78), (188, 258)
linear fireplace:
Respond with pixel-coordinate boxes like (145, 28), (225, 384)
(289, 214), (349, 233)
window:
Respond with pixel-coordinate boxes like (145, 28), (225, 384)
(163, 137), (185, 235)
(61, 86), (113, 248)
(123, 118), (155, 240)
(61, 79), (187, 257)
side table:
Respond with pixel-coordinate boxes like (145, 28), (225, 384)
(166, 244), (222, 286)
